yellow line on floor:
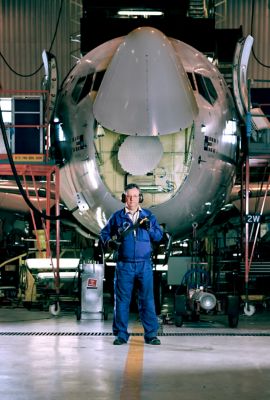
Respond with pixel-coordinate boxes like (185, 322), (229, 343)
(120, 325), (144, 400)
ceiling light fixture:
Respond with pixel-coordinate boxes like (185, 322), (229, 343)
(118, 10), (163, 17)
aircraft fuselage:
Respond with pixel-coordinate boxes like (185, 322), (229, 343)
(55, 27), (240, 239)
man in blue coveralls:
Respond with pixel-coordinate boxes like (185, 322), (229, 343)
(100, 183), (163, 345)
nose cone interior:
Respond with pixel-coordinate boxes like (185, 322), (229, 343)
(93, 27), (198, 136)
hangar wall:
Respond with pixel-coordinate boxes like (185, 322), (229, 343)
(0, 0), (270, 92)
(216, 0), (270, 86)
(0, 0), (82, 92)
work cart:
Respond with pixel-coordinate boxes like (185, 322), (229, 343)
(76, 262), (108, 320)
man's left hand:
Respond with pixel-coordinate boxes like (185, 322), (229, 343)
(138, 218), (150, 230)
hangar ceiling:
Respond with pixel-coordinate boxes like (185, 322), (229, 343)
(80, 0), (238, 60)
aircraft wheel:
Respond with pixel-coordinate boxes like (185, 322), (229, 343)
(175, 314), (183, 327)
(228, 314), (239, 328)
(244, 303), (256, 316)
(49, 302), (61, 316)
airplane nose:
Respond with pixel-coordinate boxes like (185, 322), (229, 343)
(93, 27), (198, 136)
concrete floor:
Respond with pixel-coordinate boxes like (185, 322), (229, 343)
(0, 302), (270, 400)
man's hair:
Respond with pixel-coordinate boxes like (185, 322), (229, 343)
(124, 183), (140, 193)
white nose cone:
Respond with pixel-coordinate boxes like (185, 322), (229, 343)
(93, 27), (198, 136)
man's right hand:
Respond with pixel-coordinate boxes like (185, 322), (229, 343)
(107, 239), (121, 251)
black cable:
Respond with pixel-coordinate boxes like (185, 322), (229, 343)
(251, 0), (270, 69)
(0, 106), (61, 220)
(0, 0), (64, 78)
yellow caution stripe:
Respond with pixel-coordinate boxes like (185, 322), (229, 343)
(120, 324), (144, 400)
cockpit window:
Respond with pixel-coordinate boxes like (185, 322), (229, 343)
(204, 76), (218, 103)
(71, 74), (93, 104)
(187, 72), (196, 91)
(194, 73), (218, 105)
(92, 70), (106, 91)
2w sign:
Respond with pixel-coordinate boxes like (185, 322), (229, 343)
(246, 214), (265, 223)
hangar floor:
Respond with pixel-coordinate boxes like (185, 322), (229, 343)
(0, 298), (270, 400)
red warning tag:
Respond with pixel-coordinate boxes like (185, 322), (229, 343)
(87, 278), (97, 289)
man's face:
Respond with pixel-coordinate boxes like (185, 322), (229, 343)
(125, 187), (140, 211)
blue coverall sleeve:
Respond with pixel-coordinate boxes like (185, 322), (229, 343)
(148, 215), (163, 243)
(100, 215), (114, 246)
